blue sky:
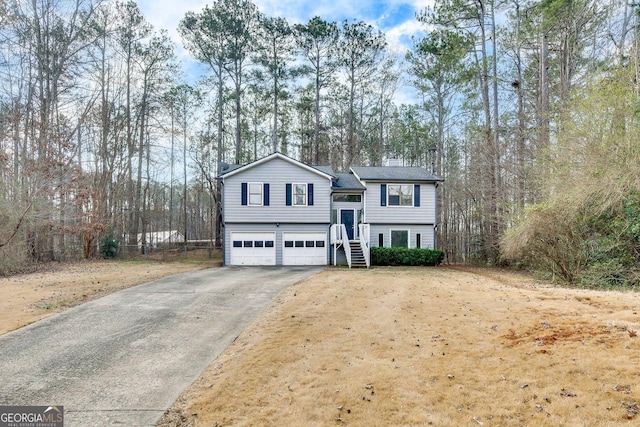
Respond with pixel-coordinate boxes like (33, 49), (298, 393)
(138, 0), (432, 31)
(138, 0), (434, 103)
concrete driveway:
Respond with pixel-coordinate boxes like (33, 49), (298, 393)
(0, 266), (321, 426)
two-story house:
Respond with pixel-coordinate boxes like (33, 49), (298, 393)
(218, 152), (443, 267)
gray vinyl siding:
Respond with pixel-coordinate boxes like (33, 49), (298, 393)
(223, 223), (330, 265)
(222, 157), (332, 224)
(370, 224), (436, 249)
(363, 181), (437, 225)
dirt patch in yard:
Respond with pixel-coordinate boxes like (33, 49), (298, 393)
(157, 267), (640, 426)
(0, 250), (221, 335)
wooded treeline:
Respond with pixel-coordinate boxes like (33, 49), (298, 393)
(0, 0), (637, 277)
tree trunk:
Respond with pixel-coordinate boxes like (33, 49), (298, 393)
(476, 2), (497, 260)
(539, 31), (550, 149)
(234, 58), (242, 163)
(314, 68), (321, 165)
(514, 0), (527, 209)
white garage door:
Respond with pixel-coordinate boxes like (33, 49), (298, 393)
(230, 232), (276, 265)
(282, 232), (327, 265)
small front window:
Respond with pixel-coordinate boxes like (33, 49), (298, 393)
(293, 183), (307, 206)
(388, 184), (413, 207)
(333, 194), (362, 203)
(391, 230), (409, 248)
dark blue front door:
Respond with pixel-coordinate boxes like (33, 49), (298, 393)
(340, 210), (355, 240)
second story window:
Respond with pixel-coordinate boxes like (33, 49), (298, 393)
(286, 183), (314, 206)
(293, 183), (307, 206)
(241, 182), (269, 206)
(388, 184), (413, 206)
(248, 182), (263, 206)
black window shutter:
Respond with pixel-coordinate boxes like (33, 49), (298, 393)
(308, 183), (314, 206)
(414, 184), (420, 207)
(380, 184), (387, 206)
(241, 182), (247, 205)
(263, 183), (270, 206)
(286, 183), (292, 206)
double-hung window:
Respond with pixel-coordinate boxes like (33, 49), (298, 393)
(388, 184), (413, 207)
(248, 182), (263, 206)
(241, 182), (269, 206)
(286, 183), (314, 206)
(292, 183), (307, 206)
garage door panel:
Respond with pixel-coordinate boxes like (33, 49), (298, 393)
(283, 232), (327, 265)
(230, 232), (276, 265)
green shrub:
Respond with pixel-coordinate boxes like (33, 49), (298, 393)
(371, 247), (444, 266)
(99, 228), (119, 258)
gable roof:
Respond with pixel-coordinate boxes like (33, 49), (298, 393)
(217, 152), (335, 180)
(350, 166), (444, 183)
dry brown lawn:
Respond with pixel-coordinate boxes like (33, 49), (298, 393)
(3, 260), (640, 426)
(157, 267), (640, 427)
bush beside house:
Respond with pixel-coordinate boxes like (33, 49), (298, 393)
(371, 247), (444, 266)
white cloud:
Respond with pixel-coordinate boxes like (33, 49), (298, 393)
(385, 18), (425, 54)
(138, 0), (432, 98)
(141, 0), (203, 40)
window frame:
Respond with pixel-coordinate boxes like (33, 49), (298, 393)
(332, 193), (362, 203)
(387, 184), (414, 207)
(292, 182), (307, 206)
(390, 229), (410, 248)
(247, 182), (264, 206)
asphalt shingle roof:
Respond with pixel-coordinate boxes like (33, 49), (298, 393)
(333, 173), (366, 190)
(217, 163), (244, 176)
(314, 166), (365, 191)
(217, 157), (443, 185)
(350, 166), (443, 182)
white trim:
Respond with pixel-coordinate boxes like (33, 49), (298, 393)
(389, 228), (410, 248)
(350, 169), (363, 183)
(362, 182), (367, 223)
(332, 193), (362, 203)
(247, 182), (263, 206)
(387, 183), (414, 207)
(292, 182), (307, 206)
(339, 208), (357, 239)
